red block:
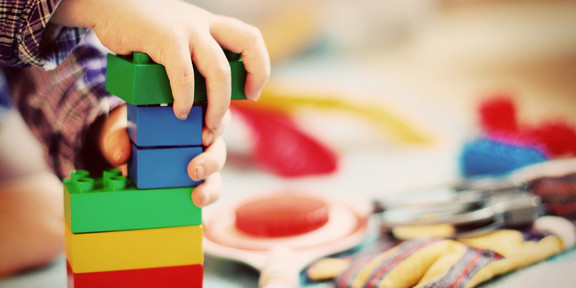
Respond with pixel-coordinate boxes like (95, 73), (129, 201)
(67, 261), (203, 288)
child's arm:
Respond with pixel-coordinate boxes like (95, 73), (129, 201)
(51, 0), (270, 130)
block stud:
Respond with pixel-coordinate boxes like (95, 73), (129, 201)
(102, 169), (122, 187)
(133, 52), (152, 64)
(107, 176), (127, 191)
(71, 170), (90, 181)
(74, 178), (95, 193)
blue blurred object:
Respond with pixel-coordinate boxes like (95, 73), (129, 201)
(459, 137), (549, 178)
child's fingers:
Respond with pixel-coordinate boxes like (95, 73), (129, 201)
(191, 172), (222, 207)
(160, 38), (196, 120)
(203, 109), (231, 147)
(190, 35), (231, 131)
(187, 136), (227, 182)
(211, 17), (271, 101)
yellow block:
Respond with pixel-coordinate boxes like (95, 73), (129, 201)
(65, 222), (203, 273)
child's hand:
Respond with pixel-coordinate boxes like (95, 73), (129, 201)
(98, 105), (229, 207)
(52, 0), (270, 131)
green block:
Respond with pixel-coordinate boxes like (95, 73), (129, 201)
(64, 169), (201, 234)
(105, 51), (247, 105)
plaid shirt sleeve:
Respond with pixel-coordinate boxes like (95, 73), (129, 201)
(12, 32), (125, 179)
(0, 1), (123, 179)
(0, 0), (86, 69)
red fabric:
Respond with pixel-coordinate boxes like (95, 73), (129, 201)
(232, 103), (338, 177)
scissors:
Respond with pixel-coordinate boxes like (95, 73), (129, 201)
(371, 157), (576, 239)
(373, 183), (543, 239)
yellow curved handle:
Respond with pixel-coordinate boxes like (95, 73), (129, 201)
(249, 84), (433, 146)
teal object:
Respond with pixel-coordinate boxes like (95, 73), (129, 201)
(105, 51), (247, 105)
(64, 169), (201, 234)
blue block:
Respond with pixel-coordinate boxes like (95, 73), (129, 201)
(129, 143), (203, 189)
(459, 137), (548, 178)
(127, 104), (203, 147)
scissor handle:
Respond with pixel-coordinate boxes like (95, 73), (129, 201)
(258, 245), (299, 288)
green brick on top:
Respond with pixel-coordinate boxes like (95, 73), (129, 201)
(105, 51), (247, 105)
(64, 169), (201, 234)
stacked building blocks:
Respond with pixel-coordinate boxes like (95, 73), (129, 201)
(65, 50), (247, 287)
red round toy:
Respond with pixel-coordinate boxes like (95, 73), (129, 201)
(234, 193), (330, 237)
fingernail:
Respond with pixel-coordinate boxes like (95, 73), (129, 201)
(251, 91), (262, 101)
(210, 121), (221, 132)
(178, 112), (189, 120)
(247, 87), (263, 101)
(195, 165), (205, 181)
(113, 149), (125, 164)
(202, 190), (211, 206)
(203, 130), (214, 146)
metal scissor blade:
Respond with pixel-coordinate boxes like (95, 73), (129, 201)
(374, 187), (541, 239)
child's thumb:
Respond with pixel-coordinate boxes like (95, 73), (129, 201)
(101, 127), (131, 167)
(99, 106), (131, 167)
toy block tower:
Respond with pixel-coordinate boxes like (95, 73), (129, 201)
(64, 51), (247, 287)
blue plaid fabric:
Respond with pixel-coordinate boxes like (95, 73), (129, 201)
(0, 1), (123, 178)
(0, 72), (10, 121)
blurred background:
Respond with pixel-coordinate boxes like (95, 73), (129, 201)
(191, 1), (576, 286)
(2, 0), (576, 287)
(187, 0), (576, 195)
(194, 0), (576, 123)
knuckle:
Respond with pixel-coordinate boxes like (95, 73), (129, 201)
(242, 22), (262, 37)
(209, 59), (232, 81)
(169, 66), (195, 86)
(244, 25), (263, 45)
